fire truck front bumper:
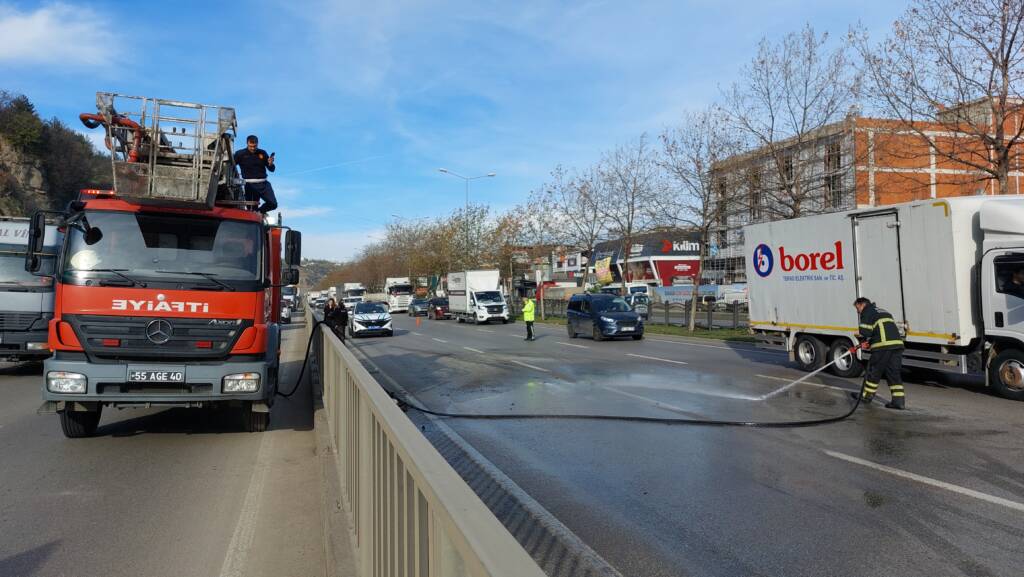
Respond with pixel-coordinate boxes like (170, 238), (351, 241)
(40, 353), (275, 407)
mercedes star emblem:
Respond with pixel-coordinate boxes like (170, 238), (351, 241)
(145, 319), (173, 344)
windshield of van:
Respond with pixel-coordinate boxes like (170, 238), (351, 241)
(593, 297), (631, 313)
(475, 291), (504, 304)
(62, 211), (262, 288)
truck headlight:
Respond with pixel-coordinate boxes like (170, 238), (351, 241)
(223, 372), (261, 393)
(47, 371), (87, 394)
(26, 342), (50, 350)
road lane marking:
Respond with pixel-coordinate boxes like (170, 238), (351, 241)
(626, 353), (687, 365)
(432, 337), (448, 343)
(412, 331), (423, 336)
(219, 433), (274, 577)
(463, 347), (485, 354)
(510, 360), (550, 372)
(476, 328), (495, 333)
(647, 338), (783, 355)
(599, 386), (707, 417)
(556, 342), (589, 349)
(823, 450), (1024, 514)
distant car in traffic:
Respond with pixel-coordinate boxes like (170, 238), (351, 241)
(349, 301), (394, 338)
(314, 297), (327, 309)
(566, 293), (644, 341)
(408, 298), (430, 317)
(428, 297), (450, 320)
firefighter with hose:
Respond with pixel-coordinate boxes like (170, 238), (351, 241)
(850, 297), (906, 410)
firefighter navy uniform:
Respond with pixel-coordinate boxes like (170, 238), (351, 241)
(858, 302), (906, 408)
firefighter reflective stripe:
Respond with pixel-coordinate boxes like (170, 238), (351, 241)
(864, 382), (879, 392)
(871, 318), (904, 349)
(859, 323), (873, 330)
(890, 384), (905, 397)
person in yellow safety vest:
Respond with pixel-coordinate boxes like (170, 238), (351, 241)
(851, 297), (906, 409)
(522, 296), (536, 341)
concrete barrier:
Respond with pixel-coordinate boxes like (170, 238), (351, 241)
(308, 311), (547, 577)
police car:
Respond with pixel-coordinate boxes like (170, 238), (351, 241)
(348, 301), (394, 337)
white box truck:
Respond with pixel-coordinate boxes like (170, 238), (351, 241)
(745, 197), (1024, 400)
(385, 277), (413, 312)
(0, 217), (61, 361)
(448, 270), (511, 324)
(341, 282), (366, 311)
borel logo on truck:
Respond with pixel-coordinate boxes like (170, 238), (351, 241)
(753, 241), (845, 277)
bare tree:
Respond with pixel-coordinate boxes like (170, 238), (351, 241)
(532, 165), (609, 286)
(856, 0), (1024, 195)
(597, 135), (662, 291)
(722, 24), (861, 218)
(658, 108), (742, 330)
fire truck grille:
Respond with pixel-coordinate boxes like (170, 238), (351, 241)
(64, 315), (253, 360)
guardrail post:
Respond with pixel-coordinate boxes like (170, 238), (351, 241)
(732, 305), (739, 329)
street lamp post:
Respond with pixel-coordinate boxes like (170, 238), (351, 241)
(438, 168), (495, 267)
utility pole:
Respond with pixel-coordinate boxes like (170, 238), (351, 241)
(438, 168), (496, 267)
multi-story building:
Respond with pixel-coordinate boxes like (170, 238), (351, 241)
(708, 103), (1024, 283)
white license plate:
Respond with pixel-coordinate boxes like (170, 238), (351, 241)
(620, 326), (634, 332)
(127, 369), (185, 383)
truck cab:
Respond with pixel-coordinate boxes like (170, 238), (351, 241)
(0, 218), (61, 361)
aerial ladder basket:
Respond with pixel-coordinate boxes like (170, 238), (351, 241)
(79, 93), (244, 209)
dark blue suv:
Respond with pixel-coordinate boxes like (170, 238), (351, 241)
(566, 293), (644, 341)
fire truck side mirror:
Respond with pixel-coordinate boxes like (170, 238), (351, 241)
(285, 230), (301, 268)
(25, 211), (47, 273)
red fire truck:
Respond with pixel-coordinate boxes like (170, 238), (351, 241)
(27, 93), (300, 437)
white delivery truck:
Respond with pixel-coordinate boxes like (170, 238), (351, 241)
(745, 197), (1024, 400)
(385, 277), (413, 312)
(0, 218), (61, 361)
(341, 282), (366, 311)
(448, 270), (511, 324)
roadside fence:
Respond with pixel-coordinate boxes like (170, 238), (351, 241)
(308, 310), (547, 577)
(534, 299), (749, 330)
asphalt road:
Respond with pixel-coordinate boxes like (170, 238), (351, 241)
(0, 322), (326, 577)
(352, 315), (1024, 577)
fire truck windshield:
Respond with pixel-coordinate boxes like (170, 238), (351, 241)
(62, 212), (262, 288)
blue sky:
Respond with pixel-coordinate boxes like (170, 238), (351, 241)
(1, 0), (907, 261)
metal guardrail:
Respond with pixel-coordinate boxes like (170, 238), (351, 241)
(308, 310), (547, 577)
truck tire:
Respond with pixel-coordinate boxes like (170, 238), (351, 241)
(828, 339), (864, 378)
(246, 404), (270, 432)
(988, 349), (1024, 401)
(794, 335), (826, 372)
(59, 407), (102, 438)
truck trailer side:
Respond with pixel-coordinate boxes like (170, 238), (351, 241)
(745, 197), (1024, 400)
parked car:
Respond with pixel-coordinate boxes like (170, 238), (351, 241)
(428, 297), (450, 320)
(408, 298), (430, 317)
(566, 293), (644, 341)
(626, 293), (651, 320)
(349, 301), (394, 338)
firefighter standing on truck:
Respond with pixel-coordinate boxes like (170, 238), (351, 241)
(852, 297), (906, 410)
(233, 135), (278, 213)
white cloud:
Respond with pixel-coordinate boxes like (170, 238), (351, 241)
(0, 3), (116, 66)
(301, 229), (385, 262)
(269, 206), (334, 220)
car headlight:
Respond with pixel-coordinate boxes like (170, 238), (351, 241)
(223, 372), (261, 393)
(600, 316), (616, 323)
(47, 371), (87, 394)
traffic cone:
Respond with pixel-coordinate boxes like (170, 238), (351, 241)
(416, 317), (421, 328)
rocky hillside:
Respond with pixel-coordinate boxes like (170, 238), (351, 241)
(0, 91), (109, 216)
(299, 258), (344, 290)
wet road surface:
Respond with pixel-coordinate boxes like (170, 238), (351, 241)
(0, 323), (325, 577)
(351, 315), (1024, 577)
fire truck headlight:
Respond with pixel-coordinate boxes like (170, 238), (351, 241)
(223, 372), (261, 393)
(47, 371), (87, 394)
(26, 342), (50, 350)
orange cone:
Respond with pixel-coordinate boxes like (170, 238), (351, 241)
(416, 316), (421, 328)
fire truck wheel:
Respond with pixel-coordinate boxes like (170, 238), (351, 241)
(59, 406), (102, 438)
(794, 334), (826, 372)
(989, 348), (1024, 401)
(246, 405), (270, 432)
(828, 339), (864, 378)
